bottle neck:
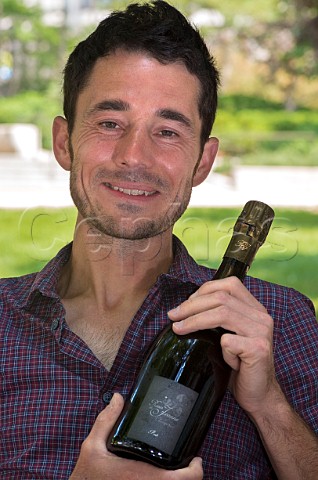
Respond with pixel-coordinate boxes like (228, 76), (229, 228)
(213, 256), (250, 282)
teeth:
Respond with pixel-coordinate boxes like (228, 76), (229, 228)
(108, 184), (155, 196)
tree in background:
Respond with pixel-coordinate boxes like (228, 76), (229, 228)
(257, 0), (317, 109)
(205, 0), (318, 109)
(0, 0), (317, 112)
(0, 0), (64, 96)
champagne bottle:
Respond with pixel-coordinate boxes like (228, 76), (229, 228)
(107, 200), (275, 469)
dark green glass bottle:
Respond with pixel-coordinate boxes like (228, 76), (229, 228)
(107, 200), (274, 469)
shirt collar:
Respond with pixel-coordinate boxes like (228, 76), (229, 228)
(163, 235), (214, 288)
(21, 243), (72, 309)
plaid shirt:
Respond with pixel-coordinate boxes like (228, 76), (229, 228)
(1, 237), (317, 479)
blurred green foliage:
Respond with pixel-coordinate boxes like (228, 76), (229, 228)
(0, 89), (61, 149)
(213, 95), (318, 166)
(0, 207), (77, 276)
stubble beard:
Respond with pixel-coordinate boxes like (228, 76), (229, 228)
(69, 157), (193, 241)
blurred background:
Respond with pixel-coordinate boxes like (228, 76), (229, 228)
(0, 0), (317, 312)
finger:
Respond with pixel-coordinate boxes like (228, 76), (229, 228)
(221, 333), (273, 372)
(88, 393), (125, 449)
(169, 288), (237, 321)
(192, 277), (264, 309)
(169, 457), (203, 479)
(186, 456), (203, 477)
(168, 277), (266, 322)
(171, 294), (271, 337)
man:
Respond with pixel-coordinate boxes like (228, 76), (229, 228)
(1, 1), (317, 479)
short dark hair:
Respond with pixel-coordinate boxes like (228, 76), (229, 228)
(63, 0), (220, 146)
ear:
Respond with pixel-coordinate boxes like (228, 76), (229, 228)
(192, 137), (219, 187)
(52, 116), (72, 171)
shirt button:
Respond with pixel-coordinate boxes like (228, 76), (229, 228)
(102, 392), (113, 404)
(51, 319), (60, 331)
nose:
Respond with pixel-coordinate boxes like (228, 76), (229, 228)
(113, 127), (153, 169)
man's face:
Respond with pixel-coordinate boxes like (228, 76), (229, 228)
(64, 50), (211, 240)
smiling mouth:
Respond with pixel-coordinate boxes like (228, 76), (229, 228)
(104, 182), (157, 197)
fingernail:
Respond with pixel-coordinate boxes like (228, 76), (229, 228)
(110, 393), (120, 405)
(168, 306), (180, 316)
(173, 320), (184, 331)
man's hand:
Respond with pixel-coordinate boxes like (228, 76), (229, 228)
(169, 276), (318, 480)
(70, 393), (203, 480)
(169, 276), (284, 417)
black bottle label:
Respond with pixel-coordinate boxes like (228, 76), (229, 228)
(127, 375), (199, 454)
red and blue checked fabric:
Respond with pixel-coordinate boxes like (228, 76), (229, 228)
(1, 237), (317, 479)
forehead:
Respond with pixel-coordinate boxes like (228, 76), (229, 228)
(76, 49), (202, 117)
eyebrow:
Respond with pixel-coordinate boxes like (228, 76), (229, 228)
(86, 101), (193, 129)
(157, 109), (192, 129)
(86, 99), (130, 117)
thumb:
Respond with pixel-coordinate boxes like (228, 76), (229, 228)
(88, 393), (125, 449)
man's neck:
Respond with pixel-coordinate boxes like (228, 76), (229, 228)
(58, 218), (174, 311)
(56, 217), (174, 369)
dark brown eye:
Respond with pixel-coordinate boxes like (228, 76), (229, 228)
(161, 129), (176, 137)
(101, 121), (118, 129)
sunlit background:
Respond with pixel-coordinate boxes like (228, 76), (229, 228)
(0, 0), (318, 312)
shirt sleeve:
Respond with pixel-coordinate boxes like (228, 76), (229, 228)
(272, 287), (318, 434)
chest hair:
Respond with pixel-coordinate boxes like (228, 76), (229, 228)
(67, 315), (129, 371)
